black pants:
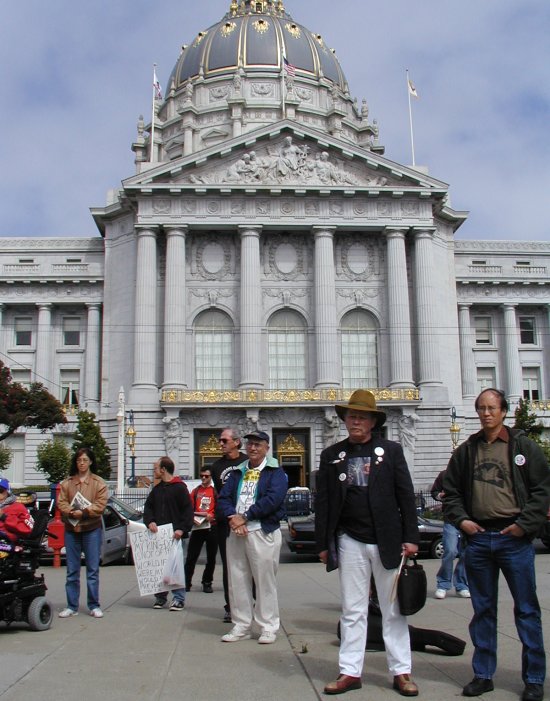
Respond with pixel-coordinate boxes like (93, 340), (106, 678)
(184, 525), (218, 587)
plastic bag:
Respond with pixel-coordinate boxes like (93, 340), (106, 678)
(162, 539), (185, 586)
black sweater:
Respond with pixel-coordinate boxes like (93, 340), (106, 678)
(143, 479), (194, 537)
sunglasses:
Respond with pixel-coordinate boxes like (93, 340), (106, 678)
(218, 438), (231, 444)
(200, 474), (210, 479)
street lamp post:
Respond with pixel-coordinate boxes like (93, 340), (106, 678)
(126, 410), (137, 487)
(116, 387), (126, 492)
(449, 406), (461, 450)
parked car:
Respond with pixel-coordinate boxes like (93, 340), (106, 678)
(40, 496), (143, 565)
(287, 513), (444, 559)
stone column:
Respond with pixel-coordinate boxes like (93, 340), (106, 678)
(239, 226), (263, 389)
(132, 227), (159, 404)
(458, 304), (477, 399)
(35, 303), (52, 390)
(0, 304), (4, 355)
(413, 229), (442, 386)
(502, 304), (522, 402)
(163, 227), (188, 388)
(84, 303), (101, 409)
(385, 228), (414, 387)
(313, 227), (339, 387)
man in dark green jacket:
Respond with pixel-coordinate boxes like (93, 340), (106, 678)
(444, 388), (550, 701)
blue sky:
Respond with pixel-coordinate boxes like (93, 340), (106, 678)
(1, 0), (549, 240)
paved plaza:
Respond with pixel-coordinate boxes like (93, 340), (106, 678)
(1, 539), (549, 701)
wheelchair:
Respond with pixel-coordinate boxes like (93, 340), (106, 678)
(0, 508), (54, 631)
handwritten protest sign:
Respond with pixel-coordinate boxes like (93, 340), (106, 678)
(129, 524), (181, 596)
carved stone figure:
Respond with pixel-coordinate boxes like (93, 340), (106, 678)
(163, 416), (182, 455)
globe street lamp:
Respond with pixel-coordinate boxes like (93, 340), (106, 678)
(450, 406), (461, 451)
(126, 410), (137, 487)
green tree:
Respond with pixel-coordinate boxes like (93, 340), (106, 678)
(0, 361), (67, 442)
(36, 438), (72, 483)
(72, 410), (111, 480)
(513, 398), (544, 441)
(0, 444), (12, 473)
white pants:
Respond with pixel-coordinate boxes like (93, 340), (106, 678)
(338, 533), (411, 677)
(227, 528), (282, 634)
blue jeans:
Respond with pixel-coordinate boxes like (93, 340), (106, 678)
(464, 531), (545, 684)
(436, 522), (468, 591)
(65, 527), (102, 612)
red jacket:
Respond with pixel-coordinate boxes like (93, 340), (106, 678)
(0, 500), (34, 541)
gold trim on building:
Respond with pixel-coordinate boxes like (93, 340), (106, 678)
(160, 387), (420, 405)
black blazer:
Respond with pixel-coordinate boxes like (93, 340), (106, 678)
(315, 437), (419, 571)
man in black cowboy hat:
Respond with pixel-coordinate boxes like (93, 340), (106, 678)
(315, 390), (420, 697)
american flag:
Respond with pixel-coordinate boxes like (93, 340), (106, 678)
(283, 56), (296, 77)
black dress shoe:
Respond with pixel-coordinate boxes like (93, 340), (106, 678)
(463, 678), (494, 696)
(522, 684), (544, 701)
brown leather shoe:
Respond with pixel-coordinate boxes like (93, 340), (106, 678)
(393, 674), (419, 697)
(324, 674), (362, 695)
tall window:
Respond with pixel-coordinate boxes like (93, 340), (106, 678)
(476, 366), (496, 393)
(341, 310), (378, 389)
(63, 317), (81, 346)
(519, 316), (536, 345)
(60, 369), (80, 407)
(15, 317), (33, 346)
(267, 310), (307, 389)
(474, 316), (492, 345)
(10, 368), (32, 388)
(194, 310), (233, 390)
(522, 367), (540, 401)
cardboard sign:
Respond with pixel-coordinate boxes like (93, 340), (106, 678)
(129, 523), (182, 597)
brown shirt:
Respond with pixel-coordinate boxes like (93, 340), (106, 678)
(58, 473), (108, 533)
(471, 430), (520, 521)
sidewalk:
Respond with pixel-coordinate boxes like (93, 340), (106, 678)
(1, 546), (549, 700)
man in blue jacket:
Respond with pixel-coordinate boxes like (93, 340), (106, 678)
(217, 431), (287, 645)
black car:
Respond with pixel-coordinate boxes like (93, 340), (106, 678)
(287, 513), (444, 559)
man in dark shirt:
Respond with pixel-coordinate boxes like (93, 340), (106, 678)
(315, 390), (419, 697)
(444, 389), (550, 701)
(211, 427), (246, 622)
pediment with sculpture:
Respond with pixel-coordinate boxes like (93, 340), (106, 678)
(176, 136), (407, 189)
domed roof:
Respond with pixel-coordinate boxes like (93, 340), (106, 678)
(168, 0), (348, 91)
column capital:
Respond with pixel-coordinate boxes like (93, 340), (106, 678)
(36, 303), (52, 310)
(502, 303), (517, 310)
(85, 302), (102, 310)
(312, 226), (337, 237)
(238, 225), (262, 236)
(135, 225), (159, 236)
(411, 227), (437, 239)
(384, 226), (408, 240)
(458, 303), (472, 310)
(164, 225), (188, 237)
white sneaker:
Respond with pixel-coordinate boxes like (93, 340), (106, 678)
(58, 608), (78, 618)
(90, 608), (104, 618)
(457, 589), (471, 598)
(258, 631), (277, 644)
(221, 627), (252, 643)
(434, 589), (447, 599)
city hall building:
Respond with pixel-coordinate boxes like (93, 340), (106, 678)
(1, 0), (549, 489)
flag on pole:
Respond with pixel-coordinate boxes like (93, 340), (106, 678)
(283, 56), (296, 77)
(153, 69), (163, 101)
(407, 77), (418, 98)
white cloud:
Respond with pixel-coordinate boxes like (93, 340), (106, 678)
(1, 0), (548, 240)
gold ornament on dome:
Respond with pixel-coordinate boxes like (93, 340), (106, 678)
(193, 31), (208, 48)
(253, 18), (270, 34)
(221, 21), (237, 37)
(312, 33), (325, 48)
(286, 22), (301, 38)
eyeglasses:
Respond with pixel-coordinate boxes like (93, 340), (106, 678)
(218, 438), (230, 444)
(200, 474), (210, 479)
(476, 406), (501, 414)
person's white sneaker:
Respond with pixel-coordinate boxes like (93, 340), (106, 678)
(258, 631), (277, 644)
(457, 589), (471, 598)
(58, 608), (78, 618)
(221, 627), (252, 643)
(434, 589), (447, 599)
(90, 608), (104, 618)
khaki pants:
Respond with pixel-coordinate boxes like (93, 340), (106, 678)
(227, 528), (282, 634)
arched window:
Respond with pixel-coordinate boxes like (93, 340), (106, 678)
(341, 309), (378, 389)
(194, 310), (233, 389)
(267, 309), (308, 389)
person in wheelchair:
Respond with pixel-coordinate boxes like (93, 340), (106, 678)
(0, 478), (34, 546)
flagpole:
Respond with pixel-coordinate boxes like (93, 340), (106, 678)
(406, 69), (416, 167)
(281, 55), (286, 117)
(150, 63), (157, 163)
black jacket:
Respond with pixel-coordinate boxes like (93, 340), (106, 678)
(315, 437), (419, 572)
(143, 479), (194, 537)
